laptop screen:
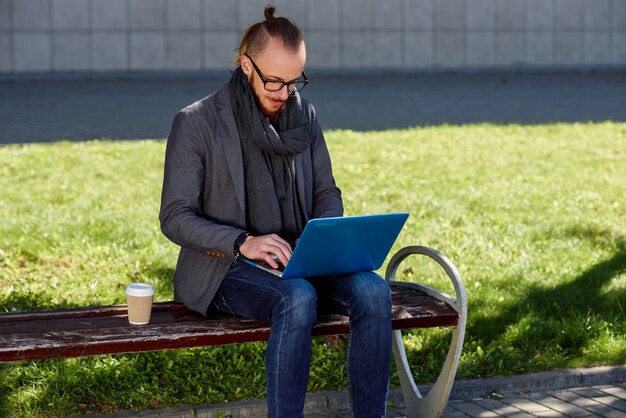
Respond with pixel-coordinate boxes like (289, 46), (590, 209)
(240, 213), (409, 279)
(281, 213), (409, 279)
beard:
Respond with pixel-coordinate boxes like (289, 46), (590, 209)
(250, 75), (286, 120)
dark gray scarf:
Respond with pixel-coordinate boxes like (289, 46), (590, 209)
(229, 66), (310, 245)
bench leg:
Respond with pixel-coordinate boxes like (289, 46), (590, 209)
(386, 246), (468, 418)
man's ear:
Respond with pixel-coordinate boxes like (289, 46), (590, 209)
(241, 55), (252, 76)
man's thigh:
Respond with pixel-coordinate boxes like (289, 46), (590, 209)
(311, 271), (390, 317)
(213, 262), (315, 322)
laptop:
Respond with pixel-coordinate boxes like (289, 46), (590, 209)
(240, 212), (409, 279)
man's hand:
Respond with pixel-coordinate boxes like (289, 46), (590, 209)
(239, 234), (292, 269)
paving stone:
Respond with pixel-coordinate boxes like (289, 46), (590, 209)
(550, 390), (605, 408)
(592, 396), (626, 413)
(584, 404), (626, 418)
(443, 412), (469, 418)
(450, 402), (499, 417)
(500, 397), (553, 413)
(572, 388), (616, 398)
(552, 393), (601, 408)
(543, 400), (595, 416)
(473, 398), (526, 415)
(504, 413), (536, 418)
(598, 386), (626, 400)
(524, 392), (564, 403)
(533, 410), (568, 417)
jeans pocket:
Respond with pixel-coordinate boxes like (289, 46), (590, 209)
(215, 292), (236, 315)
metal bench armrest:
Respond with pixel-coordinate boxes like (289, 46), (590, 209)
(385, 246), (468, 418)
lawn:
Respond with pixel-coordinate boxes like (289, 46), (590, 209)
(1, 122), (625, 416)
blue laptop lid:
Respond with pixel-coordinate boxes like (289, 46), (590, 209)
(281, 212), (409, 279)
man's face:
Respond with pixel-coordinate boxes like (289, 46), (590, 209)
(242, 39), (306, 119)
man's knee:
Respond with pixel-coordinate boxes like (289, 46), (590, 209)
(272, 279), (317, 326)
(351, 273), (392, 319)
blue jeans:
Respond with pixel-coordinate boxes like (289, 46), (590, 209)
(213, 262), (392, 418)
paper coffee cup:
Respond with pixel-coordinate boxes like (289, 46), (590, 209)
(126, 283), (155, 325)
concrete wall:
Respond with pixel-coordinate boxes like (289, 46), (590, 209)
(1, 0), (625, 74)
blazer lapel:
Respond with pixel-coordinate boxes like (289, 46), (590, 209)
(215, 86), (246, 218)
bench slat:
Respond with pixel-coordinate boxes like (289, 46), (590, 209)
(0, 284), (458, 363)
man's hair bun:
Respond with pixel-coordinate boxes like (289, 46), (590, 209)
(234, 3), (303, 66)
(264, 5), (276, 20)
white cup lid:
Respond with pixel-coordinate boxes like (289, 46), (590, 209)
(126, 283), (155, 297)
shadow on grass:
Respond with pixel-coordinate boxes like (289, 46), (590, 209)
(392, 224), (626, 381)
(0, 264), (176, 313)
(142, 264), (175, 300)
(0, 345), (268, 417)
(469, 224), (626, 357)
(0, 290), (56, 312)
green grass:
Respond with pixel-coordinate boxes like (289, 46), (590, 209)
(1, 122), (625, 416)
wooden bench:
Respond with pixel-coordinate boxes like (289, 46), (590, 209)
(0, 246), (467, 418)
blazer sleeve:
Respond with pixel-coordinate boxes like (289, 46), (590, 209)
(159, 110), (242, 260)
(308, 105), (344, 219)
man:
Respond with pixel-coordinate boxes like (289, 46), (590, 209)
(160, 5), (392, 417)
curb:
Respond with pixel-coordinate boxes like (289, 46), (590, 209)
(426, 364), (626, 401)
(86, 365), (626, 418)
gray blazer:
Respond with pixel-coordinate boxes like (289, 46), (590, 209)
(159, 83), (343, 315)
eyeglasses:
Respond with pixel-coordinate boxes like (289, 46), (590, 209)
(244, 54), (308, 93)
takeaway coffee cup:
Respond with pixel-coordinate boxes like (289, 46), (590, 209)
(126, 283), (154, 325)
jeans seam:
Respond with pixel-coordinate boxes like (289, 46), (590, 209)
(326, 294), (354, 413)
(346, 332), (354, 414)
(273, 317), (283, 417)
